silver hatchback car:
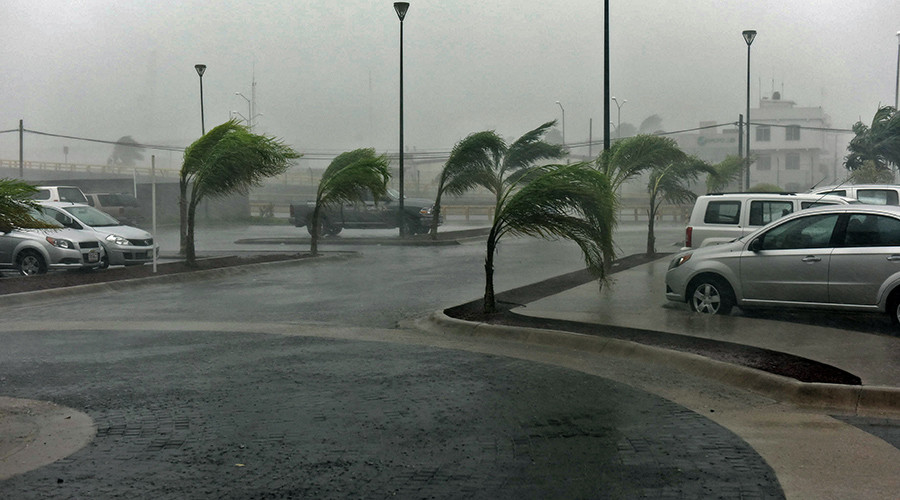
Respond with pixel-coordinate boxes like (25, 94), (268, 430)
(38, 202), (157, 269)
(666, 204), (900, 324)
(0, 209), (104, 275)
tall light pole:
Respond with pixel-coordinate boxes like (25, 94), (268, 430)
(611, 96), (626, 139)
(555, 101), (566, 147)
(742, 30), (756, 192)
(235, 92), (252, 131)
(194, 64), (207, 135)
(895, 31), (899, 110)
(394, 2), (409, 237)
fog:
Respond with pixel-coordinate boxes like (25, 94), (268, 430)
(1, 0), (897, 165)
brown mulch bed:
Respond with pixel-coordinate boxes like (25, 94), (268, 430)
(445, 253), (862, 386)
(0, 253), (310, 296)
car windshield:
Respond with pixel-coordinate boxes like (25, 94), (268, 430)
(61, 205), (121, 227)
(28, 208), (63, 228)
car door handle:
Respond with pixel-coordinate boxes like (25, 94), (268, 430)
(801, 255), (821, 263)
(888, 255), (900, 262)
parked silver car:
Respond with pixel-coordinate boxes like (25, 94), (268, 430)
(0, 209), (104, 275)
(38, 202), (157, 269)
(666, 204), (900, 324)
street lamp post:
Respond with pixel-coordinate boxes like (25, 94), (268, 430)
(555, 101), (566, 147)
(895, 31), (899, 110)
(194, 64), (207, 135)
(394, 2), (409, 237)
(742, 30), (756, 192)
(235, 92), (252, 131)
(611, 96), (626, 139)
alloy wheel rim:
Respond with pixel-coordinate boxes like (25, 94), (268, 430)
(693, 284), (720, 314)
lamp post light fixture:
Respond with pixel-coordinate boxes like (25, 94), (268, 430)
(742, 30), (756, 192)
(194, 64), (207, 135)
(394, 2), (409, 236)
(611, 96), (626, 139)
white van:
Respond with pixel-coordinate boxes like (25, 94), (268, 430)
(32, 185), (89, 204)
(810, 184), (900, 206)
(684, 192), (854, 249)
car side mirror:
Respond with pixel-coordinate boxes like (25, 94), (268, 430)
(749, 237), (763, 252)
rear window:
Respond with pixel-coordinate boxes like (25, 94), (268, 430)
(703, 201), (741, 224)
(97, 193), (138, 206)
(857, 189), (899, 205)
(58, 187), (88, 203)
(749, 201), (793, 226)
(32, 189), (51, 200)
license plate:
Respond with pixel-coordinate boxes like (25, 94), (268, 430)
(87, 250), (100, 263)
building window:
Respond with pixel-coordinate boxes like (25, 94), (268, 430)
(786, 153), (800, 170)
(785, 126), (800, 141)
(756, 126), (771, 142)
(756, 155), (771, 171)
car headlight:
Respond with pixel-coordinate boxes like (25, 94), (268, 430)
(669, 253), (692, 269)
(45, 236), (74, 249)
(106, 234), (131, 246)
(419, 206), (433, 216)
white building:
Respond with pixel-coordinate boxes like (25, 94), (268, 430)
(676, 92), (851, 193)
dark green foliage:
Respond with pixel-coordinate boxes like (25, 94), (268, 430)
(845, 106), (900, 175)
(0, 179), (56, 232)
(310, 148), (391, 255)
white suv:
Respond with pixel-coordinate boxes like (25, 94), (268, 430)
(684, 192), (854, 249)
(810, 184), (900, 206)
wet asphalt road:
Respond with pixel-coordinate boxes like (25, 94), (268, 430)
(0, 223), (788, 498)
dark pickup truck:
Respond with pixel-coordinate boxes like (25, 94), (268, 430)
(289, 189), (441, 235)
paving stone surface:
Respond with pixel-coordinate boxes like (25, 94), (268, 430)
(0, 329), (783, 499)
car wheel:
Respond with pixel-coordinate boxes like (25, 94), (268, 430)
(16, 250), (47, 276)
(688, 275), (734, 315)
(306, 218), (332, 237)
(888, 291), (900, 326)
(99, 254), (110, 270)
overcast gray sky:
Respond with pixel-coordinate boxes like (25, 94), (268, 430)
(2, 0), (898, 165)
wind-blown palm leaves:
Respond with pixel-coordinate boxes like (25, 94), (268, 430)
(429, 121), (566, 239)
(429, 131), (504, 239)
(483, 163), (616, 313)
(310, 148), (390, 255)
(180, 120), (299, 264)
(705, 155), (746, 193)
(599, 135), (712, 255)
(845, 106), (900, 180)
(0, 179), (55, 233)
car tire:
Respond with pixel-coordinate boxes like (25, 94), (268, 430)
(99, 254), (110, 270)
(16, 250), (47, 276)
(888, 290), (900, 326)
(688, 275), (734, 315)
(306, 218), (336, 237)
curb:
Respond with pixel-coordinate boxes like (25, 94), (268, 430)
(0, 252), (357, 306)
(425, 311), (900, 416)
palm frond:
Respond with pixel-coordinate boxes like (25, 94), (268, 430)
(0, 179), (56, 232)
(502, 120), (567, 175)
(318, 149), (391, 207)
(494, 164), (616, 279)
(440, 131), (505, 197)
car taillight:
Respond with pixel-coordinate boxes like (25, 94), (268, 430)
(685, 226), (692, 248)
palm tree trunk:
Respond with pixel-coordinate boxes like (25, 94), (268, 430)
(186, 196), (198, 266)
(430, 191), (443, 241)
(179, 178), (188, 256)
(483, 228), (498, 313)
(646, 194), (657, 256)
(309, 204), (321, 256)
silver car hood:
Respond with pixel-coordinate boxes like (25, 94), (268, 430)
(88, 225), (152, 240)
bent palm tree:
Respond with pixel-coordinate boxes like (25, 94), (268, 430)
(646, 155), (714, 255)
(310, 148), (391, 255)
(845, 106), (900, 176)
(705, 155), (745, 193)
(181, 120), (299, 265)
(483, 163), (616, 313)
